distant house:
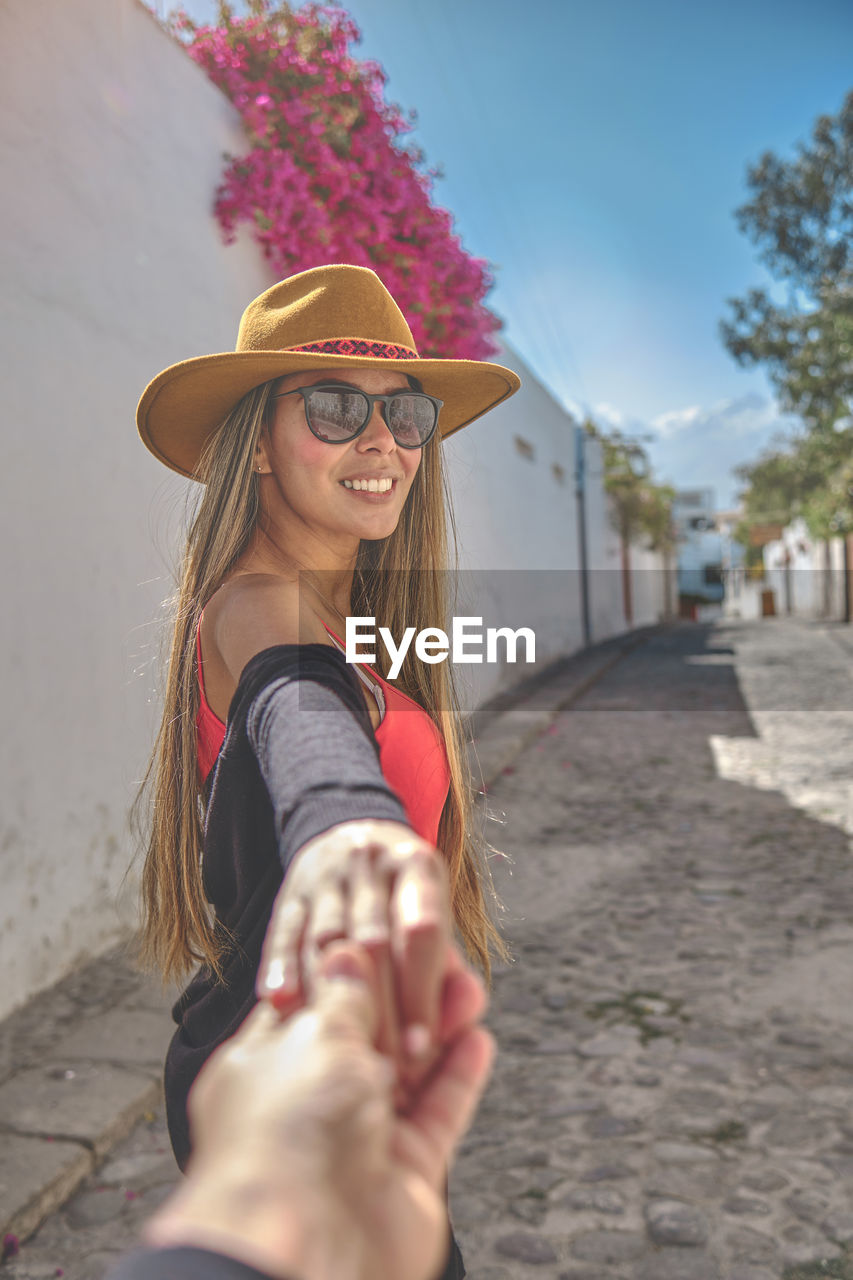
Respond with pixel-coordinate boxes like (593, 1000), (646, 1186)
(673, 489), (743, 607)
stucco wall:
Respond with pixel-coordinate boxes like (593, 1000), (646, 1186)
(0, 0), (272, 1019)
(444, 356), (671, 707)
(761, 520), (848, 620)
(1, 0), (669, 1016)
(443, 343), (584, 708)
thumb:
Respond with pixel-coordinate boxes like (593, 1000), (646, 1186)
(313, 941), (380, 1045)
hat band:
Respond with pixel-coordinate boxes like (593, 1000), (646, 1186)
(285, 338), (420, 360)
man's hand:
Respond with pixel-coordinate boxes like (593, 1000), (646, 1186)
(146, 943), (493, 1280)
(257, 820), (452, 1088)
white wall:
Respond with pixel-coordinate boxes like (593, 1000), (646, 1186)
(1, 0), (670, 1015)
(444, 351), (671, 707)
(762, 519), (847, 620)
(444, 342), (583, 707)
(0, 0), (272, 1019)
(630, 541), (672, 628)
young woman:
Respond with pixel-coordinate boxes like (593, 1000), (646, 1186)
(135, 264), (520, 1279)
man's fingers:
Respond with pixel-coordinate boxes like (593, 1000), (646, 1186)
(400, 1026), (495, 1180)
(363, 936), (402, 1061)
(313, 942), (381, 1044)
(437, 965), (488, 1045)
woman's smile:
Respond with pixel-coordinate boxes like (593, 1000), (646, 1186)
(339, 474), (399, 496)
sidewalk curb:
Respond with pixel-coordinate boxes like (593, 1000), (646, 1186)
(470, 626), (659, 788)
(0, 1078), (161, 1249)
(0, 625), (657, 1251)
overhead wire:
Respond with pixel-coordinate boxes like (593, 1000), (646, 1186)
(406, 0), (593, 420)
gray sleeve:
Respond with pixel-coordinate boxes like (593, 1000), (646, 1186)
(246, 677), (408, 870)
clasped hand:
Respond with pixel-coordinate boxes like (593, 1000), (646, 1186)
(257, 819), (453, 1088)
(147, 943), (493, 1280)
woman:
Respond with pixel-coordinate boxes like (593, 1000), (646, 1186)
(135, 264), (520, 1278)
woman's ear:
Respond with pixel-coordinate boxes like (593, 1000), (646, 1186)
(254, 424), (272, 476)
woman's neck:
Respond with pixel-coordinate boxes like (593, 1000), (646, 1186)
(237, 525), (357, 619)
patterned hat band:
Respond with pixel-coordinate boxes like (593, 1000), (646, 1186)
(285, 338), (420, 360)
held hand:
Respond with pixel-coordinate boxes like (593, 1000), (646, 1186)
(147, 944), (494, 1280)
(257, 820), (451, 1079)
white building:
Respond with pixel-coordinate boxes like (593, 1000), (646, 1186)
(672, 489), (726, 604)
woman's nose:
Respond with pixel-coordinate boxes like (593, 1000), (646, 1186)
(356, 402), (396, 451)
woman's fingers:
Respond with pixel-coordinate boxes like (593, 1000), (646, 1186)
(258, 825), (456, 1072)
(350, 851), (391, 948)
(390, 850), (450, 1067)
(345, 847), (398, 1057)
(301, 878), (349, 991)
(256, 890), (308, 1007)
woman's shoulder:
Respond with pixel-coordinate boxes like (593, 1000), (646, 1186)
(204, 573), (330, 688)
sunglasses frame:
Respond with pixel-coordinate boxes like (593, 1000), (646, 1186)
(272, 383), (443, 449)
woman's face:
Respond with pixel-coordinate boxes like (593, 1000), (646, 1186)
(257, 366), (424, 547)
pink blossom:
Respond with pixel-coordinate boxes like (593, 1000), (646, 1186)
(166, 0), (500, 358)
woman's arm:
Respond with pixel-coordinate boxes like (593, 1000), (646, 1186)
(207, 578), (452, 1081)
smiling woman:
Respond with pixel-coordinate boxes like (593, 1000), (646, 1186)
(134, 264), (520, 1280)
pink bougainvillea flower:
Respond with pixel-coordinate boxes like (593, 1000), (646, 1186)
(160, 0), (500, 359)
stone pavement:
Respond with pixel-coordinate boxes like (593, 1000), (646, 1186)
(453, 618), (853, 1280)
(3, 618), (853, 1280)
(0, 625), (649, 1277)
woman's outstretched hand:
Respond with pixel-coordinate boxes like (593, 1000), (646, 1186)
(146, 942), (494, 1280)
(257, 820), (454, 1084)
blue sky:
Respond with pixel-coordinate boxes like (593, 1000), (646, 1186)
(173, 0), (852, 506)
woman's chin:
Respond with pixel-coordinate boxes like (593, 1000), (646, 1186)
(338, 505), (404, 542)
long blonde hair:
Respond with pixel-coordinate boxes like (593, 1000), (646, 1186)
(138, 377), (507, 983)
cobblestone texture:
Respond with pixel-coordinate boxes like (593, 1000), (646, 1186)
(4, 618), (853, 1280)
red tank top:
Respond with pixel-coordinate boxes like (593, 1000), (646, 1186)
(196, 624), (451, 847)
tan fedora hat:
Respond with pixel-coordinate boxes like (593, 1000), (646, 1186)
(137, 263), (521, 478)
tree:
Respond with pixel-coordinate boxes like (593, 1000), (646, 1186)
(720, 89), (853, 435)
(585, 422), (675, 551)
(584, 421), (675, 624)
(734, 424), (853, 539)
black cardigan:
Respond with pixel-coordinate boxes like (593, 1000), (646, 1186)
(163, 645), (465, 1280)
(108, 1247), (284, 1280)
(165, 644), (405, 1168)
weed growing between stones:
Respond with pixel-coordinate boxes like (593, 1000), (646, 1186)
(782, 1249), (853, 1279)
(706, 1119), (748, 1145)
(586, 990), (688, 1044)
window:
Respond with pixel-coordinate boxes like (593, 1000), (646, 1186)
(514, 436), (535, 461)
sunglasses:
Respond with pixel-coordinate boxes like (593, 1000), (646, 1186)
(273, 383), (442, 449)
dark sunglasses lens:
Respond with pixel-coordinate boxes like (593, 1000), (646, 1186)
(305, 389), (368, 441)
(388, 394), (437, 447)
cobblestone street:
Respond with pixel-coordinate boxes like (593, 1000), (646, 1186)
(456, 619), (853, 1280)
(6, 619), (853, 1280)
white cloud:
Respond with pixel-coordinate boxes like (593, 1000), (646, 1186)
(602, 393), (798, 508)
(650, 405), (704, 438)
